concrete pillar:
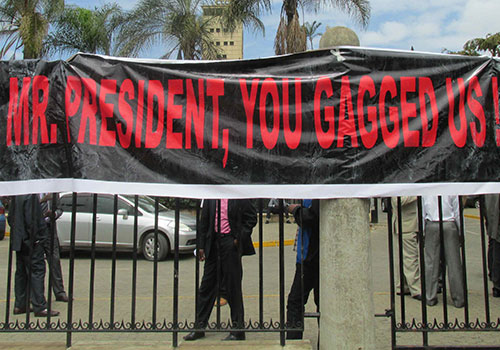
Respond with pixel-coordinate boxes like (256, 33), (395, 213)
(319, 198), (375, 350)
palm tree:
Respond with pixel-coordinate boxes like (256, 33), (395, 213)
(0, 0), (64, 59)
(115, 0), (220, 60)
(303, 20), (321, 50)
(45, 4), (125, 57)
(222, 0), (370, 55)
(464, 32), (500, 57)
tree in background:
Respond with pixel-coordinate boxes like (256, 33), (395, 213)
(0, 0), (64, 59)
(463, 32), (500, 57)
(444, 32), (500, 57)
(304, 20), (321, 50)
(45, 4), (125, 57)
(221, 0), (370, 55)
(115, 0), (220, 60)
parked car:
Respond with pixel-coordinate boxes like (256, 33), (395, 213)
(57, 193), (197, 261)
(0, 201), (5, 240)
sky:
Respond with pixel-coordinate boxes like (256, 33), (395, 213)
(52, 0), (500, 59)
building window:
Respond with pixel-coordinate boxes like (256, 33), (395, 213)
(223, 54), (227, 59)
(224, 41), (228, 46)
(210, 28), (214, 33)
(230, 41), (234, 46)
(216, 41), (220, 46)
(216, 28), (220, 33)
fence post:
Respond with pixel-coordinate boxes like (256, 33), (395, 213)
(320, 198), (375, 350)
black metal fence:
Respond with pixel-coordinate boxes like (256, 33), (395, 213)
(0, 195), (314, 348)
(3, 193), (499, 349)
(386, 196), (500, 349)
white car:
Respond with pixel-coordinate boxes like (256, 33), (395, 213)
(57, 193), (197, 261)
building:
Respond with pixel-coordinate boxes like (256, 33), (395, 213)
(202, 1), (243, 60)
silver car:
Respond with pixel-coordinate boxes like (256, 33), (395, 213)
(57, 193), (197, 261)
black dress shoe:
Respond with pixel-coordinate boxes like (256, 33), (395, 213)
(396, 290), (411, 296)
(55, 294), (69, 302)
(412, 294), (422, 301)
(493, 288), (500, 298)
(34, 309), (60, 317)
(222, 333), (245, 341)
(13, 307), (32, 315)
(183, 331), (205, 341)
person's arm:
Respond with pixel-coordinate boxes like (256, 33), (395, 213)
(239, 200), (257, 244)
(288, 200), (318, 228)
(197, 201), (210, 261)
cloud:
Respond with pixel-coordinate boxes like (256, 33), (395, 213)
(351, 0), (500, 54)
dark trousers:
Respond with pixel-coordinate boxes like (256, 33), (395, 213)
(43, 227), (66, 297)
(15, 242), (47, 313)
(286, 260), (319, 339)
(488, 238), (500, 291)
(197, 234), (244, 335)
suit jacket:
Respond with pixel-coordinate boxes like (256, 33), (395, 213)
(198, 199), (257, 259)
(9, 194), (48, 252)
(391, 196), (418, 234)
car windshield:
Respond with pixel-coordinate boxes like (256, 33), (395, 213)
(123, 195), (170, 214)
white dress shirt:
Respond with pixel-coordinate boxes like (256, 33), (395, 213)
(422, 195), (461, 229)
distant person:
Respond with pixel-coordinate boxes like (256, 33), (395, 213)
(391, 197), (421, 300)
(285, 199), (319, 340)
(40, 193), (69, 302)
(184, 199), (257, 341)
(481, 194), (500, 297)
(6, 195), (59, 317)
(265, 198), (291, 224)
(422, 195), (464, 308)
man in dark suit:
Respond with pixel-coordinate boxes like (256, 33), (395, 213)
(7, 194), (59, 317)
(40, 193), (69, 302)
(285, 199), (320, 339)
(184, 199), (257, 341)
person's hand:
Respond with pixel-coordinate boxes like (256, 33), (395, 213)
(287, 204), (299, 213)
(198, 249), (205, 261)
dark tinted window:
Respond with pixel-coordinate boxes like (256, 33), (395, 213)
(59, 194), (93, 213)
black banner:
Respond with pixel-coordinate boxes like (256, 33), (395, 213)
(1, 47), (499, 198)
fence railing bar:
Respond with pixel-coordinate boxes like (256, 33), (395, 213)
(172, 198), (180, 347)
(458, 196), (470, 324)
(396, 197), (407, 325)
(416, 197), (429, 347)
(258, 199), (264, 328)
(386, 197), (397, 349)
(109, 195), (119, 329)
(152, 197), (159, 327)
(279, 199), (285, 347)
(25, 195), (35, 329)
(478, 198), (491, 325)
(4, 196), (13, 329)
(131, 195), (139, 329)
(88, 194), (98, 328)
(66, 192), (77, 348)
(437, 196), (449, 326)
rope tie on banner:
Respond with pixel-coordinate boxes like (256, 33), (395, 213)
(331, 48), (345, 62)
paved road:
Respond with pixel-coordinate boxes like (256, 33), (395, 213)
(0, 207), (498, 349)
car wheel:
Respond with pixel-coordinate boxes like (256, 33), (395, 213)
(142, 232), (170, 261)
